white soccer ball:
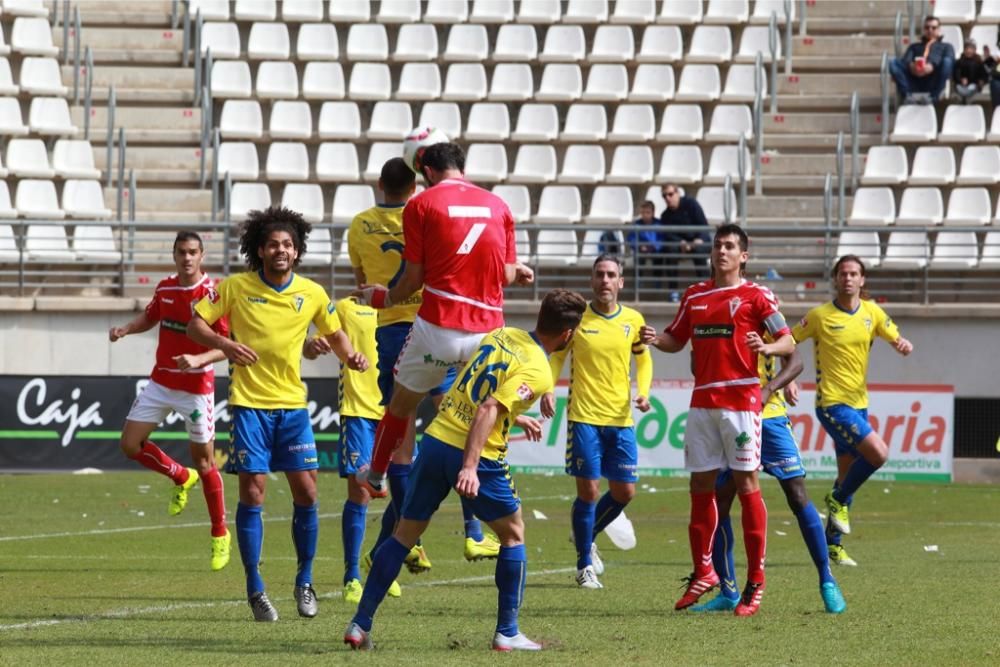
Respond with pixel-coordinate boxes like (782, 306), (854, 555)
(402, 126), (450, 174)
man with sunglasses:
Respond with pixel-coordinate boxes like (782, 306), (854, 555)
(889, 15), (955, 103)
(659, 184), (711, 300)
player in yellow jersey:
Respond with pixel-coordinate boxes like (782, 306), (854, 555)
(540, 255), (652, 590)
(188, 206), (369, 622)
(792, 255), (913, 566)
(343, 290), (587, 653)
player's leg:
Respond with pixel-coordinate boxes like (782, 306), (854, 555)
(340, 416), (375, 602)
(565, 422), (603, 588)
(692, 471), (740, 611)
(591, 426), (639, 569)
(181, 390), (229, 570)
(817, 406), (869, 539)
(827, 451), (858, 565)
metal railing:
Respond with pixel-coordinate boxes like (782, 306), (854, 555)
(894, 10), (905, 58)
(71, 5), (82, 103)
(115, 128), (127, 221)
(83, 46), (94, 139)
(105, 85), (117, 187)
(849, 91), (860, 192)
(210, 129), (221, 221)
(881, 52), (892, 144)
(798, 0), (807, 36)
(61, 0), (70, 62)
(737, 135), (747, 225)
(835, 131), (845, 225)
(768, 12), (778, 113)
(783, 0), (793, 75)
(753, 52), (764, 196)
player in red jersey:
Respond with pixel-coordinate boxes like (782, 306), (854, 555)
(641, 223), (794, 616)
(355, 142), (534, 497)
(110, 231), (232, 571)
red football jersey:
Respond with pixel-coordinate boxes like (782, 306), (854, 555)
(144, 273), (229, 395)
(666, 279), (790, 412)
(402, 177), (517, 333)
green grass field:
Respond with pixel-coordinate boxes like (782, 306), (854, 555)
(1, 471), (998, 666)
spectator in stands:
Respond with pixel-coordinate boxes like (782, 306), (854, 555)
(982, 45), (1000, 107)
(659, 184), (711, 298)
(953, 40), (988, 104)
(626, 200), (664, 291)
(889, 15), (955, 104)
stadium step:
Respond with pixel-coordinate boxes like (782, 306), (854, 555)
(68, 0), (174, 26)
(792, 35), (895, 58)
(805, 0), (907, 19)
(95, 146), (207, 184)
(778, 74), (881, 97)
(54, 27), (184, 65)
(103, 187), (212, 221)
(71, 106), (202, 144)
(763, 113), (883, 134)
(61, 66), (196, 104)
(746, 194), (849, 219)
(764, 133), (883, 150)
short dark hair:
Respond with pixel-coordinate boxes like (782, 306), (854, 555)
(714, 223), (749, 251)
(924, 14), (939, 24)
(173, 230), (203, 252)
(833, 254), (866, 277)
(536, 289), (586, 336)
(380, 157), (415, 198)
(238, 206), (311, 272)
(639, 200), (655, 211)
(592, 253), (623, 272)
(421, 142), (465, 174)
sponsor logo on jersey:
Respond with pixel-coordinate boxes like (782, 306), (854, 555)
(247, 296), (267, 304)
(582, 328), (600, 334)
(693, 324), (734, 338)
(207, 287), (220, 304)
(691, 304), (709, 311)
(735, 431), (751, 449)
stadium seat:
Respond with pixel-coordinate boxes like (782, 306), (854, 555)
(444, 25), (489, 61)
(630, 64), (675, 102)
(282, 0), (323, 21)
(363, 142), (403, 181)
(348, 63), (391, 101)
(861, 145), (908, 185)
(281, 183), (324, 224)
(956, 146), (1000, 185)
(296, 23), (338, 60)
(931, 231), (978, 269)
(19, 57), (66, 96)
(657, 104), (704, 141)
(565, 0), (609, 23)
(216, 142), (260, 180)
(473, 0), (515, 23)
(0, 222), (19, 261)
(463, 143), (508, 182)
(562, 104), (608, 141)
(536, 64), (583, 102)
(199, 22), (241, 59)
(705, 104), (753, 142)
(52, 140), (100, 179)
(578, 228), (623, 265)
(737, 26), (781, 62)
(270, 100), (312, 140)
(424, 0), (469, 23)
(376, 0), (422, 23)
(848, 187), (896, 225)
(645, 185), (668, 213)
(581, 64), (628, 101)
(56, 224), (119, 263)
(658, 145), (704, 184)
(328, 0), (370, 22)
(509, 145), (558, 183)
(980, 232), (1000, 267)
(466, 103), (511, 140)
(696, 186), (737, 223)
(16, 179), (64, 219)
(752, 0), (796, 23)
(721, 64), (766, 102)
(28, 97), (76, 135)
(211, 60), (252, 98)
(705, 145), (752, 183)
(418, 102), (462, 139)
(607, 145), (654, 184)
(332, 185), (375, 223)
(25, 224), (74, 261)
(247, 22), (290, 60)
(688, 26), (732, 63)
(318, 102), (361, 139)
(933, 0), (976, 22)
(189, 0), (230, 20)
(835, 231), (882, 268)
(393, 24), (439, 62)
(896, 187), (944, 225)
(585, 186), (633, 224)
(11, 17), (58, 56)
(302, 62), (345, 99)
(939, 105), (986, 142)
(489, 63), (534, 101)
(6, 138), (54, 177)
(939, 24), (964, 55)
(608, 104), (655, 141)
(944, 187), (992, 225)
(540, 25), (586, 63)
(611, 0), (655, 24)
(303, 226), (333, 265)
(334, 227), (351, 264)
(590, 26), (635, 63)
(511, 104), (559, 141)
(705, 0), (750, 24)
(0, 25), (9, 57)
(493, 25), (538, 61)
(637, 26), (683, 62)
(981, 0), (1000, 20)
(491, 184), (531, 222)
(558, 145), (606, 183)
(256, 61), (299, 99)
(536, 225), (580, 265)
(0, 58), (17, 95)
(396, 63), (442, 101)
(266, 142), (309, 181)
(515, 227), (532, 261)
(3, 0), (49, 17)
(0, 97), (29, 135)
(517, 0), (561, 23)
(235, 0), (277, 21)
(62, 180), (112, 219)
(367, 101), (412, 140)
(676, 64), (721, 101)
(891, 105), (937, 142)
(219, 100), (263, 139)
(228, 182), (271, 221)
(346, 24), (389, 61)
(658, 0), (702, 23)
(910, 146), (956, 185)
(442, 63), (487, 101)
(316, 142), (360, 182)
(882, 231), (929, 269)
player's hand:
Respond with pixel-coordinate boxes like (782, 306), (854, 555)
(455, 467), (480, 499)
(514, 263), (534, 286)
(346, 352), (369, 372)
(172, 354), (199, 371)
(352, 284), (391, 309)
(634, 395), (651, 413)
(746, 331), (767, 354)
(540, 392), (556, 419)
(108, 326), (127, 342)
(894, 337), (913, 356)
(639, 325), (658, 345)
(785, 380), (800, 407)
(224, 341), (258, 366)
(515, 415), (543, 441)
(303, 336), (333, 360)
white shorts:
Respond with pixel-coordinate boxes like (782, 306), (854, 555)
(684, 408), (762, 473)
(393, 316), (485, 394)
(126, 379), (216, 444)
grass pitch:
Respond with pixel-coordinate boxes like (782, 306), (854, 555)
(1, 471), (998, 666)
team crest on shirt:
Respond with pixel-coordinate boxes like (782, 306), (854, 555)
(864, 318), (872, 331)
(294, 296), (305, 312)
(516, 383), (535, 401)
(327, 301), (335, 314)
(350, 452), (359, 466)
(798, 316), (808, 328)
(729, 297), (742, 318)
(207, 287), (219, 304)
(623, 324), (631, 338)
(237, 450), (247, 465)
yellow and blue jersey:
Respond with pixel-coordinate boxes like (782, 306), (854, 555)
(549, 304), (651, 427)
(347, 204), (422, 327)
(758, 351), (787, 419)
(335, 298), (383, 421)
(194, 270), (341, 409)
(792, 300), (900, 409)
(426, 328), (552, 462)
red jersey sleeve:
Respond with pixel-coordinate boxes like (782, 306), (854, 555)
(504, 208), (517, 264)
(211, 314), (230, 338)
(754, 286), (791, 337)
(401, 199), (424, 265)
(665, 293), (693, 346)
(143, 293), (161, 323)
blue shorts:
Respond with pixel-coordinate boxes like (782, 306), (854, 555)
(565, 421), (639, 483)
(229, 407), (317, 474)
(401, 435), (520, 523)
(375, 323), (457, 406)
(338, 416), (378, 478)
(816, 405), (872, 456)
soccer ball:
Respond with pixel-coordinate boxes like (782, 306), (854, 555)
(402, 126), (450, 174)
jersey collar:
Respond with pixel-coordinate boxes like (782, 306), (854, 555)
(831, 299), (861, 315)
(588, 302), (622, 320)
(528, 330), (548, 358)
(376, 202), (405, 208)
(258, 269), (295, 293)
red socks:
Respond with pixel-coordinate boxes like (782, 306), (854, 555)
(370, 411), (409, 475)
(689, 491), (718, 577)
(739, 489), (768, 585)
(129, 440), (188, 485)
(200, 465), (228, 537)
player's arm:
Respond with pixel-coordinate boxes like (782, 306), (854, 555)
(352, 266), (367, 289)
(640, 326), (686, 353)
(354, 261), (424, 309)
(747, 332), (795, 357)
(186, 314), (257, 366)
(540, 347), (569, 418)
(109, 311), (155, 341)
(172, 348), (228, 371)
(877, 309), (913, 356)
(633, 345), (653, 412)
(455, 397), (505, 499)
(504, 262), (534, 287)
(761, 347), (804, 406)
(747, 305), (795, 357)
(321, 329), (369, 372)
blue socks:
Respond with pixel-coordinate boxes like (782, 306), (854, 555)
(236, 502), (265, 598)
(713, 516), (740, 601)
(370, 463), (410, 558)
(292, 503), (319, 587)
(353, 537), (410, 632)
(571, 498), (596, 569)
(794, 501), (836, 585)
(495, 544), (527, 637)
(592, 492), (627, 538)
(462, 498), (485, 541)
(835, 457), (880, 501)
(342, 500), (367, 584)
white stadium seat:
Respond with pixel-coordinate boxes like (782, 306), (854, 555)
(424, 0), (469, 23)
(297, 23), (338, 60)
(882, 231), (928, 269)
(442, 63), (488, 101)
(540, 25), (586, 63)
(957, 146), (1000, 185)
(7, 138), (54, 177)
(394, 24), (439, 62)
(737, 26), (781, 62)
(302, 226), (333, 266)
(19, 57), (67, 96)
(466, 103), (511, 140)
(363, 142), (403, 181)
(29, 97), (76, 135)
(980, 232), (1000, 267)
(565, 0), (609, 23)
(72, 224), (120, 263)
(558, 145), (606, 184)
(630, 64), (675, 102)
(687, 26), (732, 63)
(52, 140), (100, 179)
(861, 146), (908, 185)
(328, 0), (370, 22)
(396, 63), (442, 101)
(189, 0), (230, 20)
(281, 0), (324, 21)
(752, 0), (796, 23)
(282, 183), (324, 224)
(464, 143), (508, 182)
(212, 61), (252, 98)
(891, 105), (937, 142)
(944, 187), (992, 225)
(491, 184), (531, 222)
(302, 62), (345, 99)
(910, 146), (956, 185)
(931, 232), (979, 269)
(17, 179), (65, 219)
(696, 186), (737, 224)
(896, 187), (944, 225)
(3, 0), (49, 17)
(704, 0), (750, 24)
(11, 17), (58, 56)
(269, 100), (313, 140)
(848, 187), (896, 226)
(199, 22), (241, 59)
(581, 64), (628, 101)
(659, 0), (702, 24)
(534, 185), (582, 224)
(939, 105), (986, 142)
(216, 142), (260, 180)
(444, 24), (489, 62)
(229, 183), (271, 221)
(611, 0), (655, 24)
(517, 0), (561, 23)
(536, 64), (583, 102)
(721, 64), (765, 102)
(256, 60), (298, 99)
(658, 145), (704, 184)
(968, 24), (998, 57)
(318, 102), (361, 139)
(637, 26), (683, 62)
(590, 26), (635, 63)
(836, 231), (882, 268)
(219, 100), (264, 139)
(509, 145), (558, 184)
(493, 25), (538, 62)
(332, 185), (375, 223)
(607, 145), (654, 184)
(0, 57), (18, 94)
(25, 224), (73, 261)
(367, 101), (413, 140)
(489, 64), (534, 101)
(266, 142), (309, 181)
(705, 145), (752, 183)
(247, 22), (290, 60)
(562, 104), (608, 141)
(348, 63), (391, 101)
(705, 104), (753, 142)
(62, 180), (112, 219)
(981, 0), (1000, 20)
(376, 0), (422, 23)
(511, 104), (559, 141)
(473, 0), (515, 23)
(346, 24), (389, 61)
(657, 104), (704, 142)
(607, 104), (655, 141)
(933, 0), (976, 22)
(676, 64), (721, 101)
(418, 102), (462, 139)
(585, 186), (633, 224)
(316, 142), (360, 181)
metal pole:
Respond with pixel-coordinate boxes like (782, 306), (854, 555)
(881, 52), (891, 144)
(200, 86), (209, 186)
(211, 129), (220, 222)
(194, 10), (203, 101)
(723, 174), (733, 223)
(223, 172), (232, 274)
(106, 86), (117, 187)
(849, 92), (860, 192)
(182, 8), (191, 67)
(783, 0), (792, 75)
(171, 0), (179, 29)
(836, 131), (845, 226)
(128, 169), (136, 266)
(738, 134), (747, 225)
(754, 53), (763, 196)
(822, 173), (832, 228)
(116, 128), (126, 221)
(907, 0), (915, 46)
(769, 13), (778, 113)
(72, 6), (81, 104)
(62, 0), (70, 62)
(895, 11), (904, 58)
(84, 47), (93, 140)
(206, 48), (213, 109)
(118, 216), (126, 296)
(798, 0), (807, 36)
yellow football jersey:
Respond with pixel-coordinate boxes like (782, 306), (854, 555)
(792, 300), (900, 409)
(348, 204), (422, 327)
(427, 328), (552, 462)
(549, 304), (651, 427)
(335, 298), (383, 421)
(194, 271), (342, 409)
(758, 352), (787, 419)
